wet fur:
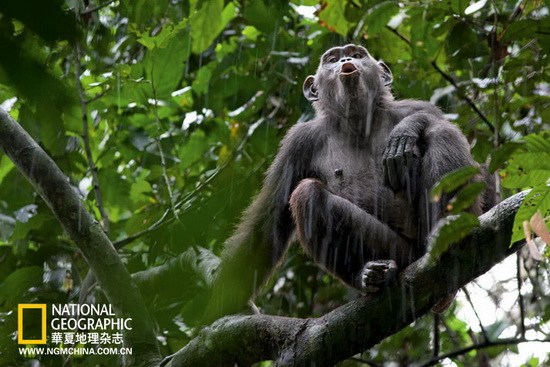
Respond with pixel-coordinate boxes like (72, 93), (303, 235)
(204, 45), (496, 321)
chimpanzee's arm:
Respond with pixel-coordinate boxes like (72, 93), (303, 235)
(382, 110), (467, 194)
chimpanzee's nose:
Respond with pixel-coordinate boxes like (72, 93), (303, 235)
(340, 57), (352, 62)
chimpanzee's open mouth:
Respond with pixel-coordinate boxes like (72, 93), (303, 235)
(340, 62), (359, 75)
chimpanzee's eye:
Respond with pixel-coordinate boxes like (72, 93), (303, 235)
(352, 53), (362, 59)
(328, 56), (338, 63)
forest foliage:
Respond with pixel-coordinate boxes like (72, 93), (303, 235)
(0, 0), (549, 366)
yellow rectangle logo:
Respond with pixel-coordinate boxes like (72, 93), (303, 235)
(18, 304), (47, 344)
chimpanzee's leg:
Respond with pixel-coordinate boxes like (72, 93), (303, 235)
(289, 178), (416, 291)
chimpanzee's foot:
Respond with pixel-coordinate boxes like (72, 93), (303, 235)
(360, 260), (398, 292)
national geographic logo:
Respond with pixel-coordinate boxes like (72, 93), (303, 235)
(18, 304), (47, 344)
(17, 303), (133, 347)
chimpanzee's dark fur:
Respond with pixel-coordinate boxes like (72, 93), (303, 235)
(203, 45), (495, 322)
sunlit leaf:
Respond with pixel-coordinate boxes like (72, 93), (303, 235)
(512, 185), (550, 244)
(502, 132), (550, 189)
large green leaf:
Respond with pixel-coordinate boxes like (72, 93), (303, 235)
(502, 132), (550, 189)
(190, 0), (237, 54)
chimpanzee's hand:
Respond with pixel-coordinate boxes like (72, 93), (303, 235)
(382, 132), (420, 194)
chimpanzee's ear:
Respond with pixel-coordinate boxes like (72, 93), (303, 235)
(303, 75), (319, 101)
(378, 61), (393, 86)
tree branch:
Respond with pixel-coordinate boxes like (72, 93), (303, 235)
(164, 192), (527, 367)
(0, 109), (161, 367)
(418, 337), (550, 367)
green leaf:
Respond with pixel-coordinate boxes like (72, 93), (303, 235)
(502, 132), (550, 189)
(98, 170), (133, 222)
(119, 0), (170, 29)
(0, 34), (76, 114)
(366, 1), (400, 36)
(145, 32), (192, 99)
(432, 166), (480, 201)
(130, 180), (153, 205)
(0, 155), (14, 185)
(502, 19), (550, 43)
(191, 62), (217, 96)
(446, 21), (486, 59)
(511, 185), (550, 244)
(190, 0), (237, 54)
(242, 26), (262, 41)
(12, 211), (45, 241)
(430, 213), (480, 259)
(0, 267), (42, 308)
(135, 20), (188, 50)
(178, 129), (209, 168)
(243, 1), (286, 34)
(489, 141), (523, 172)
(318, 0), (352, 36)
(447, 181), (486, 214)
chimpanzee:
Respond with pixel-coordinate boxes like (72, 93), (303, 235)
(202, 44), (494, 322)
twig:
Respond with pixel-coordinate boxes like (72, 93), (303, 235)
(417, 338), (550, 367)
(462, 287), (489, 341)
(385, 25), (411, 46)
(113, 207), (171, 248)
(84, 87), (110, 104)
(430, 61), (497, 136)
(74, 42), (110, 234)
(149, 53), (180, 223)
(385, 25), (497, 136)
